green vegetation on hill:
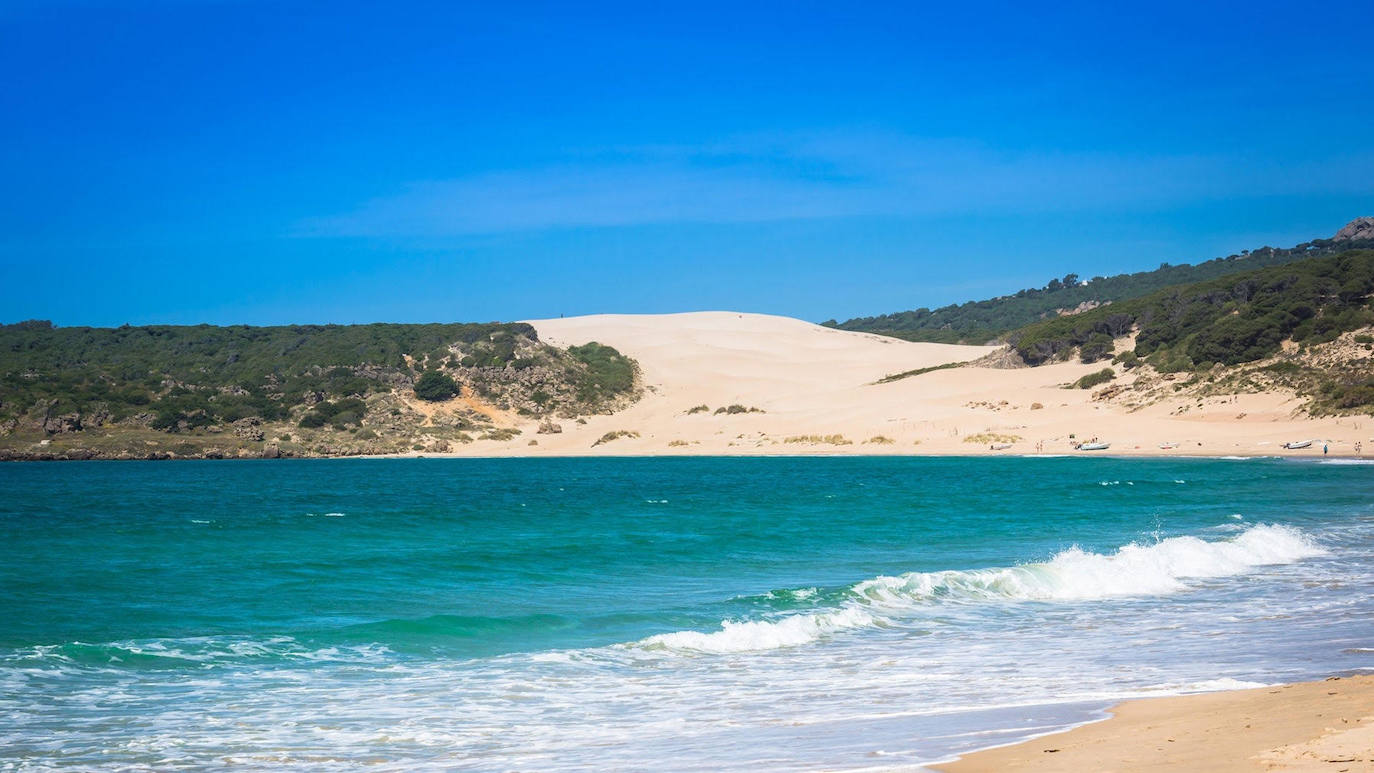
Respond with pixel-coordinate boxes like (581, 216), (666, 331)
(824, 233), (1374, 344)
(0, 321), (638, 457)
(1009, 250), (1374, 366)
(0, 322), (530, 428)
(1007, 249), (1374, 411)
(567, 342), (636, 402)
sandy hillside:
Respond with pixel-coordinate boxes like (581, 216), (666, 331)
(415, 311), (1374, 457)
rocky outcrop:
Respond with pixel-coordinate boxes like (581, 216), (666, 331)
(537, 420), (563, 434)
(1092, 383), (1130, 402)
(969, 346), (1030, 369)
(232, 417), (265, 441)
(462, 364), (585, 416)
(43, 411), (82, 434)
(1334, 217), (1374, 242)
(1056, 300), (1105, 317)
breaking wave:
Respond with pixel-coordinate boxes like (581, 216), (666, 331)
(637, 524), (1325, 654)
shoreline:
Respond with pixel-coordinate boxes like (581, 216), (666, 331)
(364, 448), (1369, 460)
(2, 449), (1371, 462)
(930, 674), (1374, 772)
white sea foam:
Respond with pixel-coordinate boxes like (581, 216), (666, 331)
(635, 524), (1325, 655)
(1179, 677), (1269, 691)
(763, 586), (818, 601)
(640, 607), (878, 654)
(866, 524), (1324, 604)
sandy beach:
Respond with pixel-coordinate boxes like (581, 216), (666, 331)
(933, 675), (1374, 772)
(393, 311), (1373, 459)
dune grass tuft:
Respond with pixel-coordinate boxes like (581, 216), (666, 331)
(783, 434), (852, 445)
(592, 430), (640, 447)
(963, 432), (1021, 444)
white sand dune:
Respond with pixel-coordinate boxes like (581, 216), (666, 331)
(534, 311), (992, 407)
(416, 311), (1372, 457)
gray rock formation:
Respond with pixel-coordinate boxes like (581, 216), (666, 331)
(43, 409), (82, 434)
(1333, 217), (1374, 242)
(232, 417), (265, 441)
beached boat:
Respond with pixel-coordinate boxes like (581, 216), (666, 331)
(1158, 442), (1179, 450)
(990, 443), (1013, 450)
(1076, 442), (1110, 451)
(1281, 440), (1313, 449)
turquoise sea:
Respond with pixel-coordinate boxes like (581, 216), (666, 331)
(2, 456), (1372, 770)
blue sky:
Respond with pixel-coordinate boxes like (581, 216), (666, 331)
(2, 0), (1372, 326)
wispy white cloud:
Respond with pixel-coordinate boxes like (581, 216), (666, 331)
(296, 130), (1374, 238)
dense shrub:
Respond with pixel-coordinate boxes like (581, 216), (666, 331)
(329, 411), (360, 429)
(1078, 332), (1115, 363)
(1071, 368), (1116, 389)
(1113, 350), (1141, 369)
(1335, 384), (1374, 409)
(299, 398), (368, 427)
(413, 371), (460, 402)
(568, 342), (635, 402)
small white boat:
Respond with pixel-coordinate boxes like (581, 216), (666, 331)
(1077, 442), (1110, 451)
(990, 443), (1013, 450)
(1281, 440), (1313, 450)
(1158, 442), (1179, 450)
